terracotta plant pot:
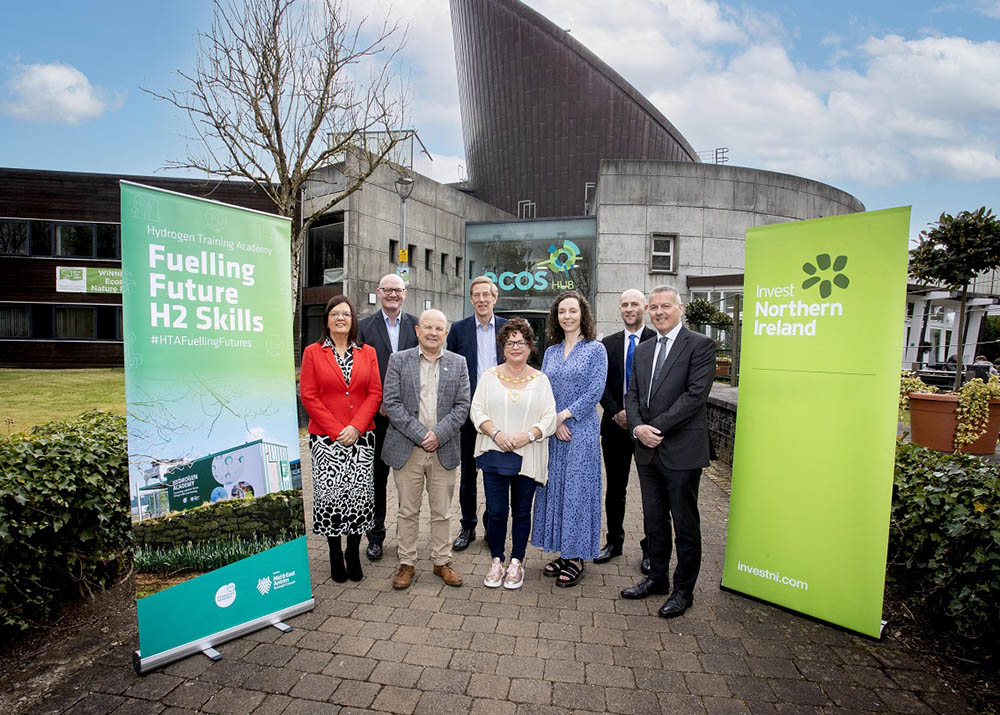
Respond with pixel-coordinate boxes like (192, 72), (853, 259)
(908, 392), (1000, 454)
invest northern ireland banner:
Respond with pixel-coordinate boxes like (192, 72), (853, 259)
(120, 182), (312, 673)
(722, 207), (910, 638)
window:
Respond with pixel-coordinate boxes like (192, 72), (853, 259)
(408, 243), (418, 267)
(650, 233), (676, 273)
(30, 221), (52, 255)
(302, 304), (326, 347)
(305, 214), (344, 286)
(0, 220), (29, 255)
(389, 239), (399, 265)
(96, 306), (121, 340)
(425, 248), (433, 271)
(55, 307), (95, 338)
(440, 252), (449, 273)
(95, 225), (119, 258)
(56, 224), (95, 257)
(0, 306), (30, 337)
(458, 256), (465, 278)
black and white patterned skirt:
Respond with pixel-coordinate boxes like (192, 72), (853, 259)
(310, 431), (376, 537)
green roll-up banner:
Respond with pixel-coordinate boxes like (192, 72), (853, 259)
(722, 207), (910, 638)
(120, 182), (313, 673)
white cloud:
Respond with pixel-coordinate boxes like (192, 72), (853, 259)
(973, 0), (1000, 18)
(415, 152), (467, 184)
(4, 61), (117, 124)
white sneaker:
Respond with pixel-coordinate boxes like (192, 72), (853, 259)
(503, 558), (524, 589)
(484, 557), (505, 588)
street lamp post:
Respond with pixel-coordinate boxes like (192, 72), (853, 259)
(394, 175), (414, 284)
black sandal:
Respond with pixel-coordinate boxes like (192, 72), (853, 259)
(543, 558), (568, 578)
(555, 559), (585, 588)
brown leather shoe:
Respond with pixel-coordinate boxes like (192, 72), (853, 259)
(392, 564), (414, 590)
(433, 563), (463, 587)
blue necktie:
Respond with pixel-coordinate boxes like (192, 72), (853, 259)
(625, 333), (637, 392)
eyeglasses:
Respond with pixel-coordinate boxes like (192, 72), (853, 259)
(380, 287), (404, 295)
(329, 311), (352, 319)
(504, 340), (528, 348)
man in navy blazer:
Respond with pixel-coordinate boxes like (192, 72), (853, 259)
(622, 285), (715, 619)
(597, 289), (656, 569)
(358, 273), (418, 561)
(445, 276), (508, 550)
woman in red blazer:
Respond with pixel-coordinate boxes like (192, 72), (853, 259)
(300, 295), (382, 582)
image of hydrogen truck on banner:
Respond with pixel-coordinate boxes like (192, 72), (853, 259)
(138, 440), (292, 516)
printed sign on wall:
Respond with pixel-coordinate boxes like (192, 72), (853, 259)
(55, 266), (123, 293)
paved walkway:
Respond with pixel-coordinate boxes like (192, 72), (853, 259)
(17, 455), (975, 715)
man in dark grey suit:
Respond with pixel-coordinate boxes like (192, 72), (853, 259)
(621, 285), (716, 618)
(596, 289), (656, 569)
(358, 273), (418, 561)
(382, 310), (470, 589)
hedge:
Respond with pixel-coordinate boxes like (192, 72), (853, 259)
(890, 441), (1000, 643)
(0, 411), (132, 631)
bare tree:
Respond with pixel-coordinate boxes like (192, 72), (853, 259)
(145, 0), (410, 319)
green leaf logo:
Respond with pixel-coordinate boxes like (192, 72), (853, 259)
(802, 254), (849, 298)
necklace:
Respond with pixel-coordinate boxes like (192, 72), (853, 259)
(495, 367), (537, 401)
(495, 367), (536, 384)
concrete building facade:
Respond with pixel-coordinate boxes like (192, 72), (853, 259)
(591, 160), (865, 335)
(298, 164), (508, 347)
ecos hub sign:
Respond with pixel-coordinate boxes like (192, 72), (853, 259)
(465, 217), (596, 310)
(483, 240), (583, 292)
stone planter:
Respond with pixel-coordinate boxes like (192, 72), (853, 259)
(908, 392), (1000, 454)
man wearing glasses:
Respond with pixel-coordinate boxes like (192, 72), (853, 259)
(445, 276), (508, 550)
(359, 273), (419, 561)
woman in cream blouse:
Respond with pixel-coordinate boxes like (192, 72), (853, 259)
(469, 317), (557, 589)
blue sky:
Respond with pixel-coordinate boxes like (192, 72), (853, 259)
(2, 0), (998, 238)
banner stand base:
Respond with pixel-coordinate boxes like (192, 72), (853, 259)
(133, 598), (314, 674)
(719, 583), (884, 642)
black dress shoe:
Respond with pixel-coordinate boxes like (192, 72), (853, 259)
(452, 528), (474, 551)
(640, 555), (651, 575)
(593, 544), (623, 564)
(658, 590), (694, 618)
(620, 577), (670, 600)
(366, 541), (383, 561)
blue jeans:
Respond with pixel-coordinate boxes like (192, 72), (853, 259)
(483, 469), (537, 562)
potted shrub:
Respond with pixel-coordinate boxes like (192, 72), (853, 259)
(902, 371), (1000, 454)
(686, 298), (735, 376)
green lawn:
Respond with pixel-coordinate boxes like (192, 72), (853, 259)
(0, 368), (126, 435)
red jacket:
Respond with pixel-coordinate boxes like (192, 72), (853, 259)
(300, 342), (382, 437)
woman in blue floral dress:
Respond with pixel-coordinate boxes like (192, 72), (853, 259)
(532, 290), (608, 587)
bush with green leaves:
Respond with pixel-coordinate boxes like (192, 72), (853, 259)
(890, 441), (1000, 642)
(0, 410), (131, 631)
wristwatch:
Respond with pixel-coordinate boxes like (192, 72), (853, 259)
(528, 432), (537, 443)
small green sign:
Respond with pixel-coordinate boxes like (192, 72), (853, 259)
(722, 207), (910, 638)
(56, 266), (123, 293)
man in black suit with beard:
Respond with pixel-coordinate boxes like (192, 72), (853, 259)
(621, 285), (715, 619)
(596, 289), (655, 571)
(358, 273), (418, 561)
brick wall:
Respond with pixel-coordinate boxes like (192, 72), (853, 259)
(708, 385), (737, 465)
